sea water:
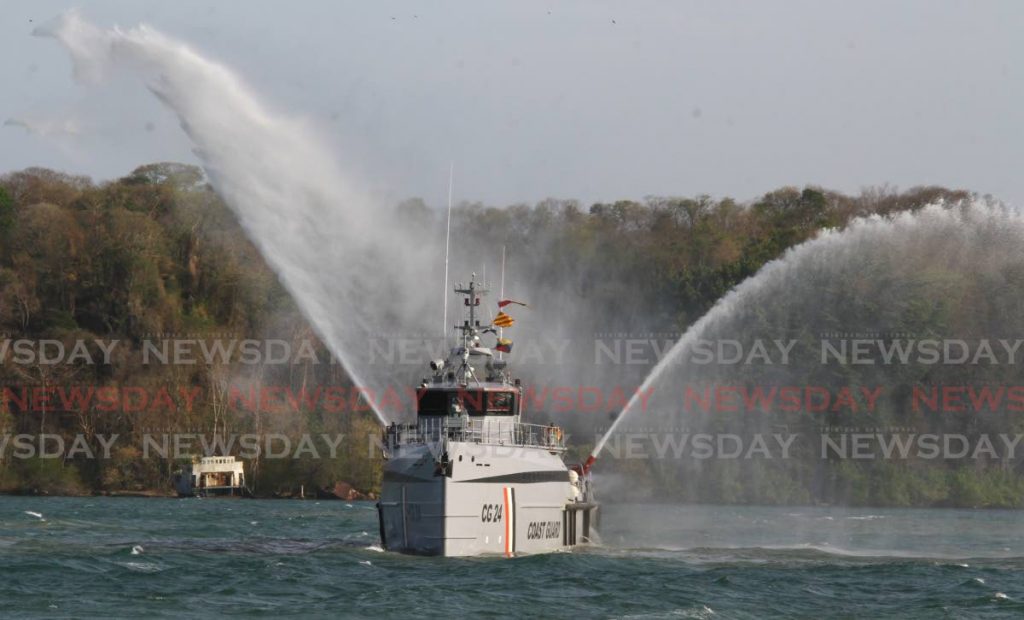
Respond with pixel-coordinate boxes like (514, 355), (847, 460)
(2, 497), (1023, 618)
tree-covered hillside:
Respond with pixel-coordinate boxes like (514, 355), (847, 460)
(0, 163), (987, 502)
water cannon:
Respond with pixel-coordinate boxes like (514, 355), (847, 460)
(430, 359), (446, 372)
(581, 454), (596, 475)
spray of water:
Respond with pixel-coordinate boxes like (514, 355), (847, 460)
(36, 11), (664, 434)
(37, 11), (455, 425)
(591, 199), (1022, 461)
(49, 11), (990, 463)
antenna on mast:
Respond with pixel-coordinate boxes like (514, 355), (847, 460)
(442, 163), (453, 342)
(499, 245), (506, 360)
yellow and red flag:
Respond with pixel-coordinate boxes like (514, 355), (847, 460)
(493, 312), (515, 328)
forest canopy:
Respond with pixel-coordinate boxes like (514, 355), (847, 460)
(0, 163), (992, 504)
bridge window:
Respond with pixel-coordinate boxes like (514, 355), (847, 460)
(487, 391), (513, 414)
(417, 389), (516, 416)
(417, 390), (449, 416)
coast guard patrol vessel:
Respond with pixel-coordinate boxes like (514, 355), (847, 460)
(377, 275), (597, 556)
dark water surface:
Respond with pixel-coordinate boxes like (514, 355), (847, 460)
(2, 497), (1023, 618)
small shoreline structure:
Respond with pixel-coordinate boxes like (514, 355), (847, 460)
(173, 456), (249, 498)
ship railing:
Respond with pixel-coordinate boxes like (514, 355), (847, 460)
(578, 475), (595, 503)
(384, 417), (566, 451)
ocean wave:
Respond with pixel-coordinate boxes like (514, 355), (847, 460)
(597, 543), (1024, 565)
(116, 561), (163, 573)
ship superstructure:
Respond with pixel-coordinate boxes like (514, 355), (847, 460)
(377, 275), (597, 556)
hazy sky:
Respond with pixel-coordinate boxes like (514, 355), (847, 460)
(2, 1), (1022, 208)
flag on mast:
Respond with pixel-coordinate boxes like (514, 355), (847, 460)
(497, 299), (529, 309)
(493, 312), (515, 328)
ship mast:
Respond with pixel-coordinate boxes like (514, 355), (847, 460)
(453, 274), (488, 384)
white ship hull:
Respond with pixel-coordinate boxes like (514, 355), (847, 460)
(378, 441), (596, 556)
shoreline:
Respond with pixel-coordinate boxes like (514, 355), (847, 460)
(0, 489), (376, 500)
(0, 490), (1015, 509)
